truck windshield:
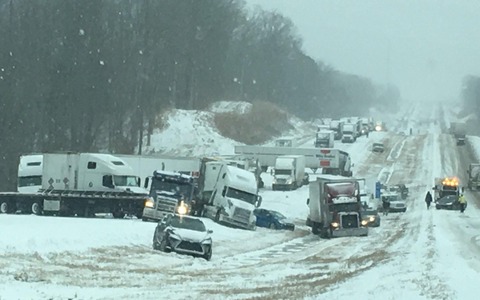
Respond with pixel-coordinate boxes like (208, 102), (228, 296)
(226, 187), (257, 205)
(18, 175), (42, 187)
(113, 175), (139, 187)
(275, 169), (292, 175)
(317, 133), (330, 139)
(151, 178), (192, 196)
(329, 202), (360, 212)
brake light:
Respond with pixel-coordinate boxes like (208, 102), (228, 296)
(320, 160), (330, 167)
(321, 149), (330, 154)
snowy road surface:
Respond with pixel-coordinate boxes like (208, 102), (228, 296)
(1, 103), (479, 299)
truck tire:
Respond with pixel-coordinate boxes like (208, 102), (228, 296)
(312, 222), (320, 234)
(0, 200), (13, 214)
(31, 202), (42, 215)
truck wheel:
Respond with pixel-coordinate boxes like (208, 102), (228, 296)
(0, 201), (10, 214)
(31, 202), (42, 215)
(215, 211), (221, 223)
(312, 222), (320, 234)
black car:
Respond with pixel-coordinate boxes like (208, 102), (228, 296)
(253, 208), (295, 231)
(153, 213), (213, 260)
(435, 195), (466, 210)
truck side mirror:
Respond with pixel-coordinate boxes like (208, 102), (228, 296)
(144, 177), (150, 189)
(306, 198), (310, 205)
(256, 195), (262, 208)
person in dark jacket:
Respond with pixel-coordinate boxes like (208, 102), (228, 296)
(425, 191), (433, 210)
(382, 198), (390, 216)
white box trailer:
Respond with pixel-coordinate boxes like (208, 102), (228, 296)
(234, 145), (352, 175)
(116, 154), (200, 188)
(42, 153), (146, 194)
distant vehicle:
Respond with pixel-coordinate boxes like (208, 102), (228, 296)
(253, 208), (295, 231)
(381, 192), (406, 212)
(435, 195), (466, 210)
(372, 142), (385, 153)
(275, 137), (296, 147)
(467, 163), (480, 190)
(388, 184), (409, 200)
(152, 213), (213, 261)
(432, 177), (460, 201)
(314, 130), (335, 148)
(361, 210), (381, 227)
(449, 122), (467, 146)
(342, 123), (358, 143)
(272, 155), (306, 191)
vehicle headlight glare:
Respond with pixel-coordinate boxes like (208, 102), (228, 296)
(177, 202), (188, 215)
(369, 216), (375, 222)
(144, 198), (155, 208)
(361, 220), (368, 226)
(331, 222), (339, 228)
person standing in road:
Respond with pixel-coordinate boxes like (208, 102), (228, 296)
(382, 198), (390, 216)
(425, 191), (433, 210)
(458, 194), (467, 213)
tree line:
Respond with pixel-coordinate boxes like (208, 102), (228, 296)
(0, 0), (399, 190)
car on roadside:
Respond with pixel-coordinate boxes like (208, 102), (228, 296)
(435, 195), (467, 210)
(361, 210), (381, 227)
(253, 208), (295, 231)
(153, 213), (213, 261)
(372, 142), (385, 153)
(389, 184), (409, 199)
(380, 192), (407, 213)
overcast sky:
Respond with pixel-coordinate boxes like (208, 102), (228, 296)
(246, 0), (480, 103)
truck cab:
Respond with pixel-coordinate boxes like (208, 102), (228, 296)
(272, 155), (306, 191)
(307, 175), (368, 238)
(142, 170), (196, 222)
(17, 154), (43, 193)
(341, 123), (357, 143)
(315, 130), (334, 148)
(203, 165), (261, 230)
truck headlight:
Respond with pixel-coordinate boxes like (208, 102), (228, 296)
(331, 222), (339, 228)
(361, 220), (368, 226)
(369, 216), (375, 222)
(287, 179), (293, 184)
(177, 201), (188, 215)
(201, 238), (212, 245)
(144, 197), (155, 208)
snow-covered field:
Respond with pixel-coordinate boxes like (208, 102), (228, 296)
(1, 101), (480, 299)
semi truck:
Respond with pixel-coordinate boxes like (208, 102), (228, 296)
(329, 120), (344, 140)
(200, 164), (261, 230)
(318, 148), (353, 177)
(467, 163), (480, 190)
(306, 175), (368, 238)
(17, 154), (43, 193)
(314, 130), (334, 148)
(0, 153), (148, 218)
(272, 155), (306, 191)
(342, 123), (358, 143)
(432, 177), (460, 201)
(449, 122), (467, 146)
(234, 145), (353, 175)
(142, 170), (196, 222)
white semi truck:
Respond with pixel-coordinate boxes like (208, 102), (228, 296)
(314, 130), (334, 148)
(272, 155), (306, 191)
(342, 123), (358, 143)
(0, 153), (148, 217)
(17, 154), (43, 193)
(234, 145), (353, 175)
(200, 164), (261, 230)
